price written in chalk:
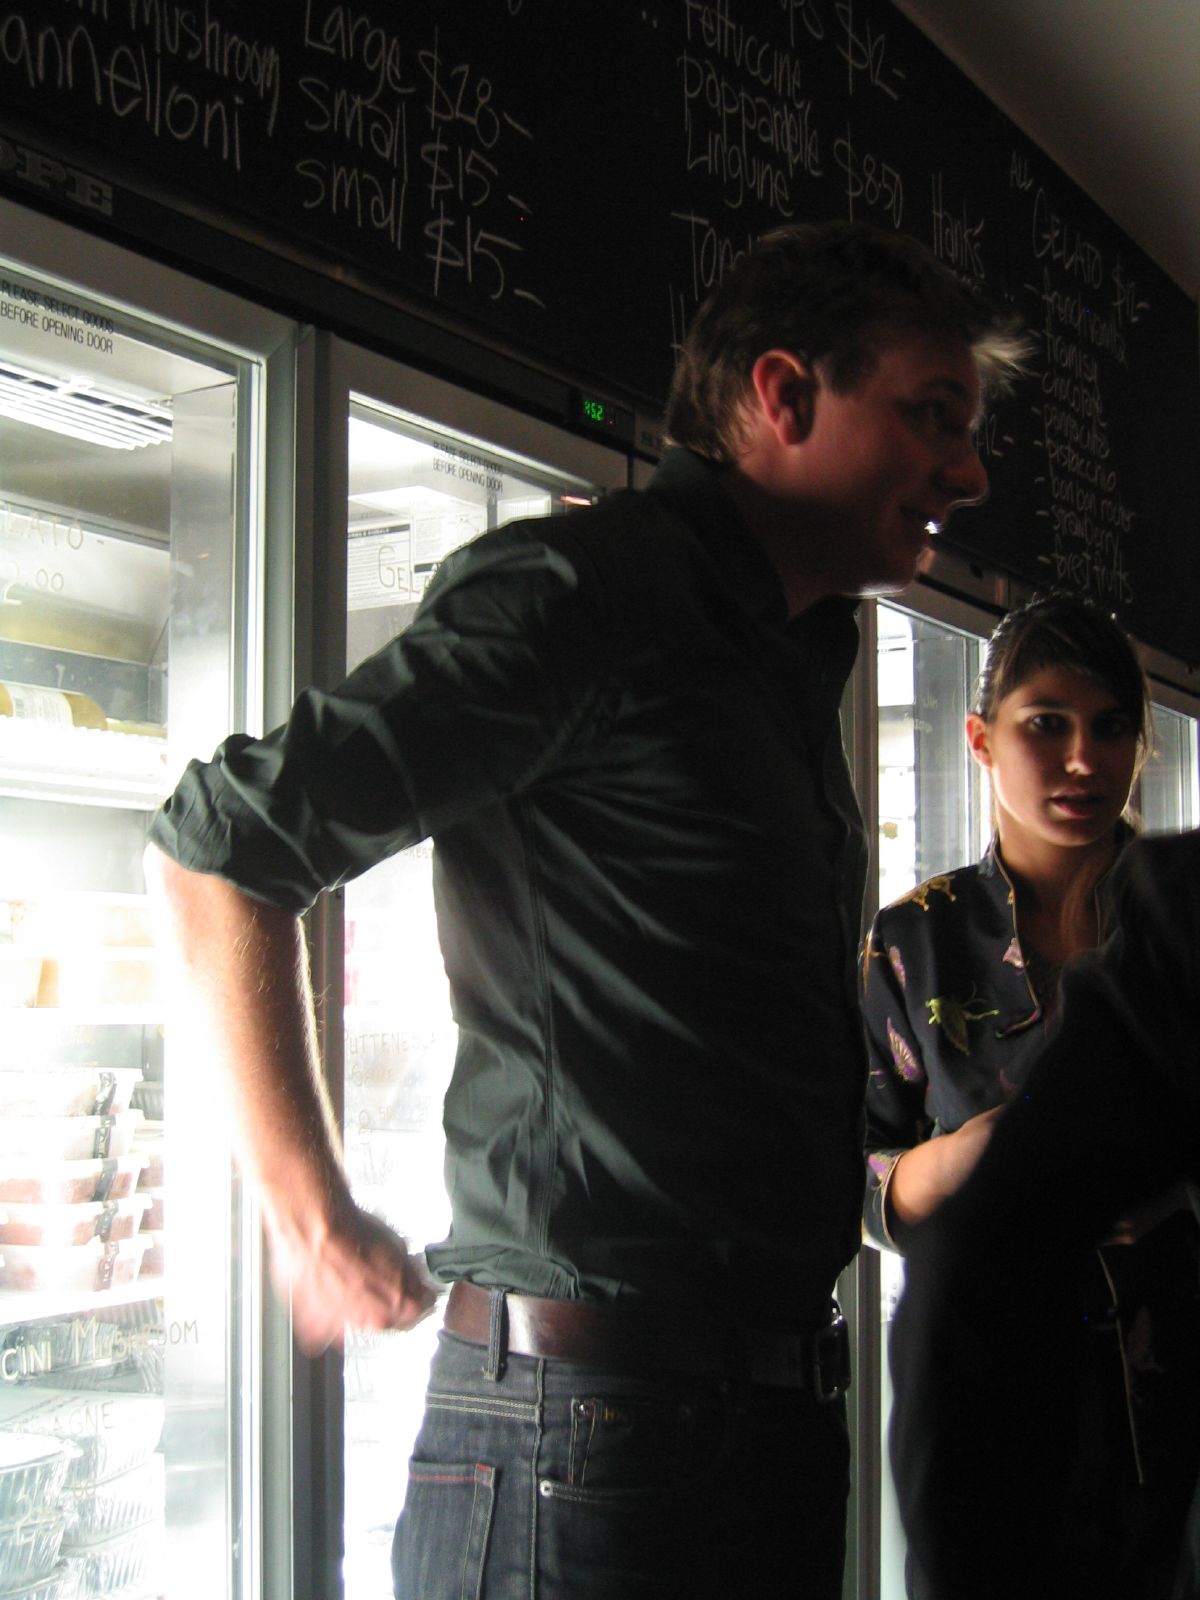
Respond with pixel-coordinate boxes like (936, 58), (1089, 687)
(833, 126), (903, 228)
(419, 35), (542, 307)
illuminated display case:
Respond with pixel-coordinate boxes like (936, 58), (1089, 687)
(0, 205), (284, 1600)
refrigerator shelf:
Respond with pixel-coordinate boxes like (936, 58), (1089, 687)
(0, 1278), (165, 1331)
(0, 768), (167, 811)
(0, 723), (168, 811)
(0, 1007), (163, 1027)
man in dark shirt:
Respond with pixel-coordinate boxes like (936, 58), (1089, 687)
(890, 830), (1200, 1600)
(146, 222), (1023, 1597)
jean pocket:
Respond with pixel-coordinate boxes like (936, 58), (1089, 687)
(391, 1459), (496, 1600)
(561, 1391), (723, 1491)
(528, 1389), (725, 1597)
(535, 1470), (696, 1599)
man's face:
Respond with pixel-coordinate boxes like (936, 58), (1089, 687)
(796, 332), (989, 595)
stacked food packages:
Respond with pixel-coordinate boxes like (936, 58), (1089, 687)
(0, 1389), (164, 1598)
(1, 893), (166, 1598)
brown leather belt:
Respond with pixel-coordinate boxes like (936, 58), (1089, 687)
(443, 1281), (850, 1398)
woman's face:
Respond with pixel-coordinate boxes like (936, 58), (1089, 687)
(966, 664), (1140, 861)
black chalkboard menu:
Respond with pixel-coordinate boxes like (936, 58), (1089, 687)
(0, 1), (1197, 662)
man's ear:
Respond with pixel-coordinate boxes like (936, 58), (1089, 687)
(965, 713), (993, 769)
(749, 350), (818, 446)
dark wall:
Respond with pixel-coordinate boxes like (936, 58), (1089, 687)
(1, 1), (1196, 660)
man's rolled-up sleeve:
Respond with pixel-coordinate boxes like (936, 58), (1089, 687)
(149, 525), (613, 912)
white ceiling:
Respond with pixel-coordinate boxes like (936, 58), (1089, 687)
(895, 0), (1200, 300)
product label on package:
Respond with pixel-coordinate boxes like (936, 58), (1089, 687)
(3, 683), (72, 726)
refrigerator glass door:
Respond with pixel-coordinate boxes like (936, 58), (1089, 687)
(873, 600), (988, 1598)
(0, 242), (267, 1600)
(339, 392), (624, 1597)
(1141, 703), (1199, 834)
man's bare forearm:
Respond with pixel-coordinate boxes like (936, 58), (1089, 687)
(144, 843), (344, 1228)
(144, 842), (435, 1346)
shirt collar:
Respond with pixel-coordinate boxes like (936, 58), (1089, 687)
(646, 446), (861, 697)
(646, 447), (792, 626)
(981, 821), (1136, 888)
(979, 836), (1007, 884)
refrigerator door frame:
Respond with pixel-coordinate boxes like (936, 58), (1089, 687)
(0, 193), (296, 1600)
(290, 332), (633, 1600)
(846, 582), (1001, 1600)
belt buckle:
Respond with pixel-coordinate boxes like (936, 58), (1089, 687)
(812, 1310), (850, 1404)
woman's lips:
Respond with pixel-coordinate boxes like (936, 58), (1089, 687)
(1050, 793), (1104, 819)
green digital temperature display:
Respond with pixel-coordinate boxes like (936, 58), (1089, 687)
(573, 390), (634, 443)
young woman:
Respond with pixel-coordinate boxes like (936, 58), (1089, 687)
(863, 592), (1200, 1600)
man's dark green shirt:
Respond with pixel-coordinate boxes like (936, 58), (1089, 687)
(151, 449), (869, 1321)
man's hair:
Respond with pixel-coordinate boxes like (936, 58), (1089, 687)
(664, 221), (1029, 462)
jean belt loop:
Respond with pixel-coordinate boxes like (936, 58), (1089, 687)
(483, 1288), (507, 1382)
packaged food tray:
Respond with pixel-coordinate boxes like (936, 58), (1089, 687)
(0, 1434), (76, 1520)
(0, 1070), (141, 1119)
(0, 1562), (82, 1600)
(60, 1454), (163, 1546)
(0, 1392), (163, 1487)
(58, 1522), (163, 1596)
(0, 1198), (150, 1248)
(0, 1509), (66, 1588)
(0, 1238), (151, 1294)
(0, 1114), (143, 1163)
(0, 1156), (146, 1206)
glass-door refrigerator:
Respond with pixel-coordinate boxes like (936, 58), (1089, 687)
(0, 198), (287, 1600)
(294, 339), (631, 1598)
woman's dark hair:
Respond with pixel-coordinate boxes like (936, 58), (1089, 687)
(975, 592), (1151, 946)
(975, 590), (1152, 771)
(664, 220), (1029, 462)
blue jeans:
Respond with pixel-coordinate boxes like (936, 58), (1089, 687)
(392, 1328), (849, 1599)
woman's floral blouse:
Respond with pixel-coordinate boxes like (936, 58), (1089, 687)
(861, 839), (1044, 1250)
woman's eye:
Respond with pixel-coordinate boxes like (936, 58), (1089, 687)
(1096, 713), (1135, 739)
(1027, 714), (1065, 734)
